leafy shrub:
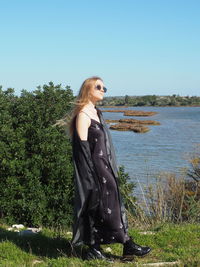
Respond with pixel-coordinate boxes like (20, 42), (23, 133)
(0, 82), (75, 227)
(117, 165), (137, 215)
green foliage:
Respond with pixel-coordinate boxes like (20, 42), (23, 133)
(0, 82), (75, 227)
(187, 156), (200, 182)
(100, 94), (200, 106)
(117, 165), (137, 215)
(124, 95), (130, 104)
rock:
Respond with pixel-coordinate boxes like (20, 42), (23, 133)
(105, 119), (120, 123)
(102, 110), (158, 116)
(66, 231), (72, 235)
(141, 261), (181, 266)
(105, 119), (160, 125)
(105, 247), (112, 252)
(7, 225), (42, 235)
(18, 227), (41, 236)
(32, 260), (44, 265)
(124, 110), (158, 116)
(11, 224), (25, 229)
(27, 227), (42, 232)
(110, 123), (149, 133)
(119, 119), (160, 125)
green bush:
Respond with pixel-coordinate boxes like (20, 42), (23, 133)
(117, 165), (137, 215)
(0, 82), (75, 227)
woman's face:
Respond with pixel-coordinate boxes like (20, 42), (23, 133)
(89, 79), (105, 102)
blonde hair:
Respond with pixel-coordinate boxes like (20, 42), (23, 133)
(53, 76), (103, 139)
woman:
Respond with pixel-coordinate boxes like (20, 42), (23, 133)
(68, 76), (151, 260)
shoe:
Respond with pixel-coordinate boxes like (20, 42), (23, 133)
(85, 247), (113, 262)
(122, 237), (151, 260)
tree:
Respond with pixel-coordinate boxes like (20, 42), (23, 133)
(125, 95), (130, 104)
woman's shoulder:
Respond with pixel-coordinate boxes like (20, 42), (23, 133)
(76, 110), (91, 126)
(78, 109), (91, 119)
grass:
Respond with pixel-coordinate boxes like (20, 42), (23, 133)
(0, 222), (200, 266)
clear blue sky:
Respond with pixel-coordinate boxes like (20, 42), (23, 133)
(1, 0), (200, 96)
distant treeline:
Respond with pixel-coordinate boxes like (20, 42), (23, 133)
(98, 94), (200, 106)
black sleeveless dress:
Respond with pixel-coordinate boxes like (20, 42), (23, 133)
(83, 113), (128, 244)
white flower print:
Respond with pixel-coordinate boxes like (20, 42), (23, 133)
(102, 177), (107, 183)
(99, 149), (103, 156)
(107, 208), (112, 214)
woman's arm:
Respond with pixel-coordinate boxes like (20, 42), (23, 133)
(76, 112), (91, 141)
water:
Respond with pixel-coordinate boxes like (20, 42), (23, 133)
(101, 106), (200, 195)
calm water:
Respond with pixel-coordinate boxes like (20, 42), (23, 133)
(101, 106), (200, 194)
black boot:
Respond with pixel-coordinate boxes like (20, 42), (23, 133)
(85, 244), (113, 262)
(122, 237), (151, 260)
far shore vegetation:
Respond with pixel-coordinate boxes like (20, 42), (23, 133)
(97, 94), (200, 107)
(1, 85), (200, 107)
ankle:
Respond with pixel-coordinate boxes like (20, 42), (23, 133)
(124, 237), (133, 245)
(90, 243), (101, 251)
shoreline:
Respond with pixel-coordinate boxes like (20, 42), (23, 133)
(97, 105), (200, 108)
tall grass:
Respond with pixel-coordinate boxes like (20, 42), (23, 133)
(80, 148), (200, 227)
(123, 158), (200, 228)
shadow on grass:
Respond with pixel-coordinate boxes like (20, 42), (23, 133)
(0, 227), (122, 261)
(0, 226), (88, 259)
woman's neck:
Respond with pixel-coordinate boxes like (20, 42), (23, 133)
(85, 101), (96, 110)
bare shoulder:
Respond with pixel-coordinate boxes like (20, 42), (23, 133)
(76, 112), (91, 141)
(76, 111), (91, 126)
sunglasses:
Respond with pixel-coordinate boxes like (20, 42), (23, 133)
(95, 85), (107, 93)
